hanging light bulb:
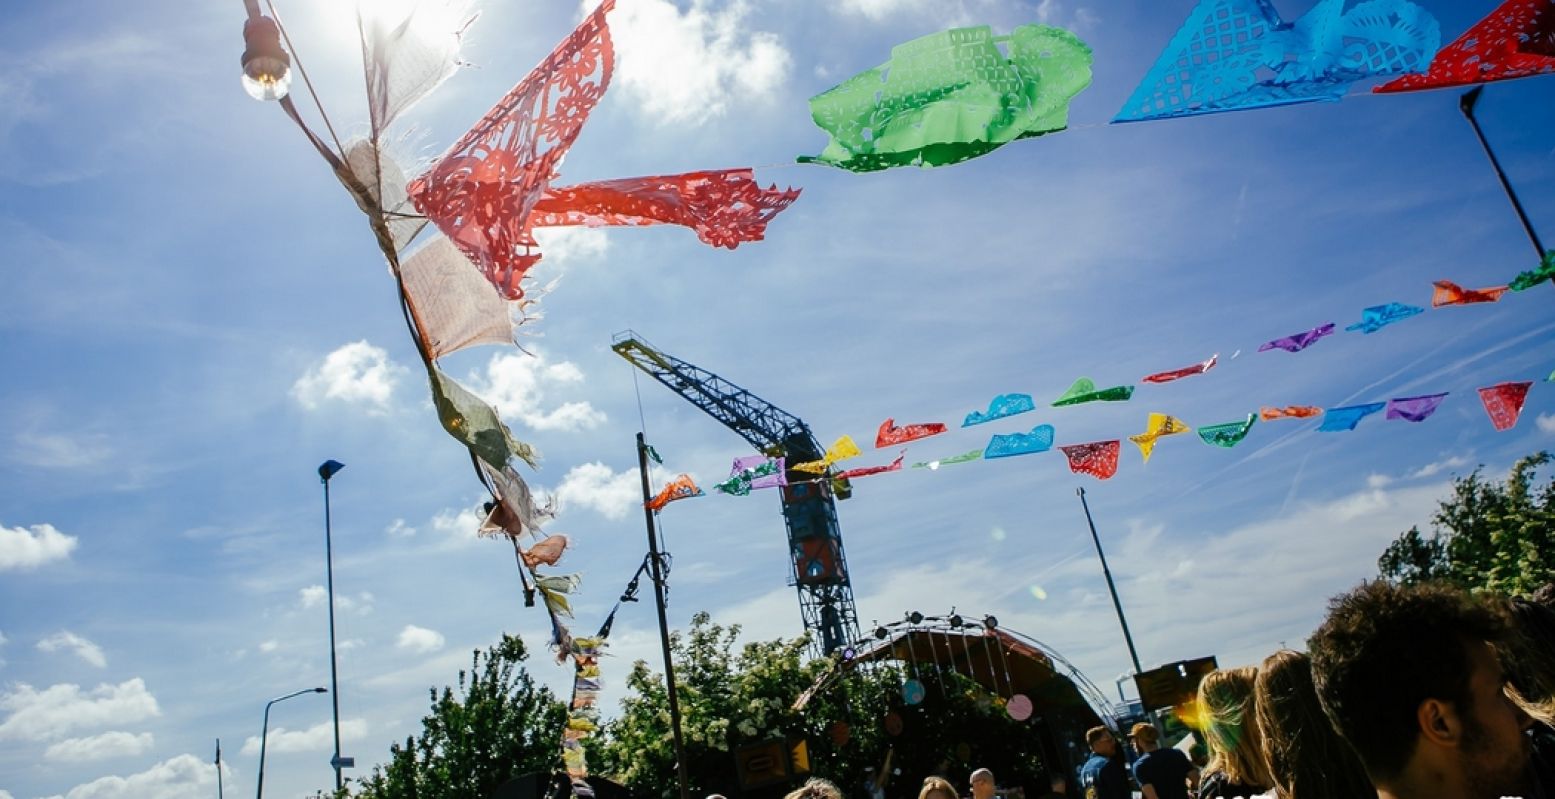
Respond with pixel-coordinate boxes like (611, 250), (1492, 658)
(240, 16), (292, 101)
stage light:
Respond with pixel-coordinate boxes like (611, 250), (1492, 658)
(908, 611), (923, 625)
(874, 626), (888, 640)
(949, 614), (964, 628)
(983, 615), (998, 630)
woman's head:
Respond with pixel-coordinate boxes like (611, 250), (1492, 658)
(1255, 650), (1372, 799)
(1196, 666), (1272, 788)
(919, 776), (958, 799)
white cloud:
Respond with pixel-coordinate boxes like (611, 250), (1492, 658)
(12, 431), (112, 469)
(258, 640), (278, 653)
(296, 585), (374, 614)
(602, 0), (791, 126)
(43, 730), (154, 761)
(385, 517), (416, 538)
(468, 351), (606, 432)
(430, 505), (484, 541)
(831, 0), (1096, 33)
(0, 522), (78, 571)
(37, 631), (107, 668)
(396, 624), (446, 654)
(1538, 413), (1555, 434)
(0, 679), (160, 742)
(1410, 455), (1471, 479)
(240, 718), (367, 756)
(297, 585), (326, 609)
(291, 340), (408, 414)
(554, 462), (642, 520)
(39, 753), (221, 799)
(532, 227), (609, 267)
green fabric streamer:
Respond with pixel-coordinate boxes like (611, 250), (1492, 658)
(912, 448), (984, 468)
(1197, 414), (1257, 448)
(800, 23), (1093, 172)
(1053, 377), (1135, 407)
(644, 444), (663, 465)
(1508, 251), (1555, 291)
(430, 367), (539, 470)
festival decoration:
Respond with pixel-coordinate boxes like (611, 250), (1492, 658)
(1344, 302), (1425, 334)
(536, 573), (584, 618)
(529, 170), (800, 250)
(837, 454), (907, 479)
(430, 368), (538, 470)
(1052, 378), (1134, 407)
(1509, 251), (1555, 291)
(793, 435), (863, 473)
(1385, 393), (1449, 422)
(1260, 323), (1336, 353)
(1142, 354), (1217, 384)
(877, 418), (949, 448)
(402, 235), (517, 358)
(1432, 280), (1509, 307)
(913, 449), (985, 469)
(645, 474), (704, 511)
(1375, 0), (1555, 93)
(1478, 381), (1534, 430)
(1260, 405), (1324, 421)
(1317, 402), (1387, 431)
(714, 456), (786, 496)
(479, 462), (556, 540)
(964, 394), (1037, 426)
(1116, 0), (1440, 123)
(1059, 440), (1121, 480)
(517, 535), (570, 568)
(1128, 413), (1192, 462)
(800, 23), (1093, 172)
(984, 425), (1057, 458)
(1198, 414), (1258, 447)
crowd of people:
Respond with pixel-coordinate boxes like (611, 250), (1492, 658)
(781, 579), (1555, 799)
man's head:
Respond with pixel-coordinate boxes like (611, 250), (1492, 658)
(1085, 726), (1116, 757)
(1309, 581), (1532, 796)
(1127, 722), (1160, 752)
(969, 768), (995, 799)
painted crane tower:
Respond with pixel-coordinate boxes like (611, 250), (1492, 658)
(612, 332), (861, 657)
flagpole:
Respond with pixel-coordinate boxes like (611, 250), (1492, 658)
(636, 432), (691, 799)
(216, 739), (224, 799)
(1459, 86), (1546, 258)
(1077, 488), (1143, 676)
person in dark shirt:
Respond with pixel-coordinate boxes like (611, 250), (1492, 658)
(1129, 722), (1198, 799)
(1077, 726), (1129, 799)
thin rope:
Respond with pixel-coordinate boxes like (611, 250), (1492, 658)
(266, 0), (347, 160)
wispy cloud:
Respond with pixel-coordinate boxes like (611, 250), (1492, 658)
(292, 340), (408, 415)
(0, 523), (78, 571)
(241, 718), (367, 756)
(11, 431), (112, 470)
(37, 632), (107, 669)
(297, 586), (375, 615)
(43, 730), (153, 761)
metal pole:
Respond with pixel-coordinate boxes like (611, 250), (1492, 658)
(217, 739), (224, 799)
(320, 464), (344, 793)
(257, 688), (325, 799)
(1460, 86), (1547, 258)
(1077, 488), (1143, 675)
(636, 433), (691, 799)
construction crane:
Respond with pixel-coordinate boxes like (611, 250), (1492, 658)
(612, 331), (861, 657)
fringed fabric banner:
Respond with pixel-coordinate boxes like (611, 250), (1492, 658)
(1052, 378), (1134, 407)
(1115, 0), (1440, 122)
(563, 626), (610, 786)
(836, 453), (906, 479)
(876, 418), (949, 448)
(1060, 440), (1120, 480)
(646, 474), (704, 511)
(1317, 402), (1387, 432)
(1344, 302), (1424, 334)
(1128, 413), (1191, 462)
(792, 436), (863, 474)
(1432, 280), (1509, 307)
(478, 462), (556, 539)
(430, 367), (538, 470)
(964, 394), (1036, 426)
(1260, 405), (1324, 421)
(1376, 0), (1555, 92)
(1198, 414), (1257, 447)
(518, 535), (570, 568)
(361, 1), (473, 135)
(1142, 355), (1217, 384)
(342, 139), (428, 254)
(1479, 381), (1534, 430)
(1509, 251), (1555, 291)
(912, 449), (984, 469)
(800, 24), (1093, 172)
(407, 0), (617, 300)
(537, 573), (583, 618)
(530, 170), (801, 250)
(1260, 323), (1336, 353)
(401, 235), (516, 359)
(985, 425), (1056, 458)
(1385, 393), (1449, 422)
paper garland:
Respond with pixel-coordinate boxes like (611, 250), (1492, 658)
(877, 418), (949, 448)
(1376, 0), (1555, 93)
(1260, 405), (1324, 421)
(1344, 302), (1425, 334)
(530, 170), (801, 251)
(430, 367), (538, 470)
(1479, 381), (1534, 430)
(645, 475), (704, 511)
(714, 456), (786, 496)
(1060, 440), (1121, 480)
(1318, 402), (1387, 432)
(964, 394), (1036, 426)
(913, 449), (984, 469)
(1386, 393), (1449, 422)
(985, 425), (1056, 459)
(1260, 323), (1336, 353)
(1142, 355), (1217, 384)
(792, 435), (863, 473)
(836, 454), (906, 479)
(1128, 413), (1192, 462)
(1052, 378), (1134, 407)
(1432, 280), (1510, 307)
(1198, 414), (1257, 447)
(1509, 251), (1555, 292)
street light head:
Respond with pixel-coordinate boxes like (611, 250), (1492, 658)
(240, 16), (292, 102)
(314, 687), (328, 693)
(318, 460), (345, 481)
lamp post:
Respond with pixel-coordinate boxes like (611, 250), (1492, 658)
(256, 687), (327, 799)
(1077, 488), (1144, 677)
(1459, 86), (1546, 259)
(318, 459), (347, 792)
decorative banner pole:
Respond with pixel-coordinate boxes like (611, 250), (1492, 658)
(635, 433), (691, 799)
(1459, 86), (1547, 258)
(1077, 487), (1143, 677)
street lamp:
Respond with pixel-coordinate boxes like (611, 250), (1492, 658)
(256, 687), (327, 799)
(318, 459), (347, 793)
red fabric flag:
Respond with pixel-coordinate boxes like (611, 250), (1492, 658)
(1376, 0), (1555, 93)
(1478, 381), (1534, 431)
(836, 454), (905, 480)
(1142, 354), (1217, 384)
(875, 418), (949, 448)
(1059, 440), (1120, 480)
(1431, 280), (1510, 307)
(1260, 406), (1324, 421)
(407, 0), (617, 300)
(531, 170), (800, 250)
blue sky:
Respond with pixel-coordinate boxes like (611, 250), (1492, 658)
(1, 0), (1552, 796)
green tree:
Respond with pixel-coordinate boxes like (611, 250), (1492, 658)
(1378, 452), (1555, 595)
(352, 634), (568, 799)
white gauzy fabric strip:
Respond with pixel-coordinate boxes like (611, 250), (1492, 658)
(343, 139), (427, 254)
(402, 234), (516, 359)
(361, 1), (474, 134)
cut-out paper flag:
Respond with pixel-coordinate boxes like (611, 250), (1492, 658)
(1059, 440), (1120, 480)
(407, 0), (616, 300)
(792, 436), (863, 474)
(1375, 0), (1555, 93)
(1344, 302), (1424, 334)
(1386, 393), (1448, 422)
(985, 425), (1057, 459)
(800, 24), (1094, 172)
(836, 454), (906, 480)
(1260, 323), (1336, 353)
(1052, 378), (1135, 407)
(1116, 0), (1440, 122)
(1142, 355), (1217, 384)
(1198, 414), (1257, 447)
(964, 394), (1036, 426)
(714, 456), (786, 496)
(1509, 251), (1555, 292)
(912, 449), (984, 469)
(646, 474), (704, 511)
(1260, 405), (1324, 421)
(1478, 381), (1534, 430)
(430, 367), (538, 470)
(876, 418), (948, 448)
(1317, 402), (1386, 432)
(1432, 280), (1509, 307)
(1128, 413), (1192, 462)
(402, 235), (515, 359)
(530, 170), (800, 251)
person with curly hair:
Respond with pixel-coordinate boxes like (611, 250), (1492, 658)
(919, 776), (958, 799)
(1308, 581), (1535, 799)
(1253, 650), (1372, 799)
(1194, 667), (1273, 799)
(784, 777), (844, 799)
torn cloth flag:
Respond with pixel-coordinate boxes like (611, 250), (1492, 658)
(646, 475), (704, 511)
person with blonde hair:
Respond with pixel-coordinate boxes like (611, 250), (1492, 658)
(784, 777), (844, 799)
(1254, 650), (1372, 799)
(1194, 667), (1273, 799)
(920, 776), (958, 799)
